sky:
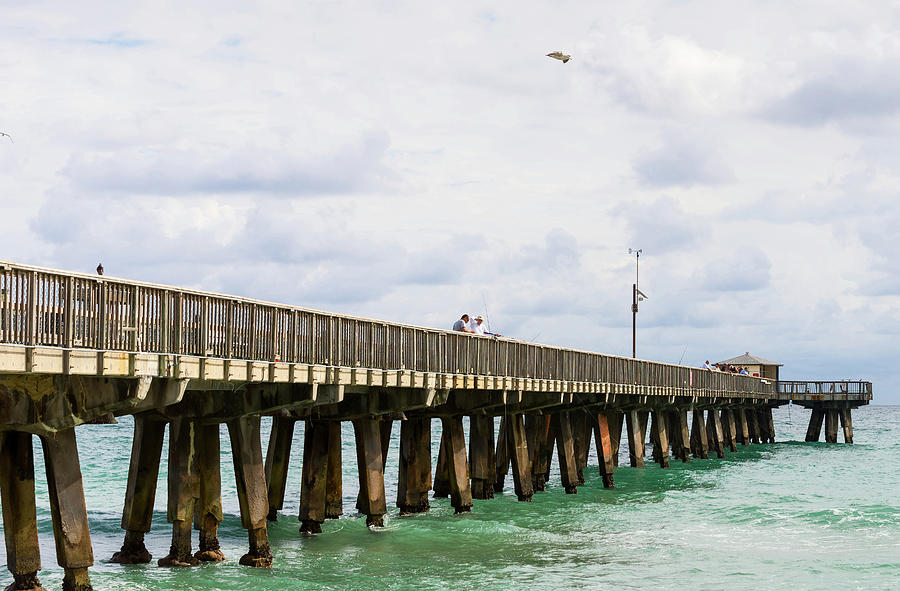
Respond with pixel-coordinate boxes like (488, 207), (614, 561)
(1, 1), (898, 403)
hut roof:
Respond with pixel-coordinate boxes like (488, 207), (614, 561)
(716, 352), (783, 367)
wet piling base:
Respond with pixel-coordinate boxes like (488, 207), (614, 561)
(353, 418), (387, 527)
(398, 417), (431, 514)
(468, 414), (495, 500)
(804, 402), (854, 444)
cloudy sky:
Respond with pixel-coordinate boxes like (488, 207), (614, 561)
(2, 1), (898, 403)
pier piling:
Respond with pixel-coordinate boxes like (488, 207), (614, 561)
(840, 406), (854, 444)
(353, 418), (387, 527)
(325, 422), (344, 519)
(194, 423), (225, 562)
(299, 420), (330, 533)
(468, 414), (494, 500)
(227, 416), (273, 567)
(805, 407), (824, 442)
(824, 409), (839, 444)
(507, 414), (534, 502)
(690, 410), (710, 459)
(441, 417), (473, 513)
(159, 418), (199, 567)
(608, 411), (623, 468)
(672, 410), (691, 462)
(112, 414), (166, 564)
(264, 414), (296, 522)
(552, 412), (578, 493)
(592, 412), (616, 488)
(433, 429), (451, 499)
(494, 416), (510, 493)
(398, 417), (432, 513)
(707, 409), (726, 458)
(0, 431), (44, 591)
(626, 410), (645, 468)
(649, 411), (670, 468)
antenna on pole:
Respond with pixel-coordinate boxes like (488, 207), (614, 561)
(628, 248), (645, 358)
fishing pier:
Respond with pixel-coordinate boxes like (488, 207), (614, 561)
(0, 261), (873, 591)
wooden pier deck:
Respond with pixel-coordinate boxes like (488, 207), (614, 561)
(0, 261), (873, 590)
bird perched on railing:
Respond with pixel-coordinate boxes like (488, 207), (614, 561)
(0, 132), (12, 143)
(546, 51), (571, 63)
(96, 263), (104, 276)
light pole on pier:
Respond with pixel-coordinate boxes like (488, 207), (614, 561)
(628, 248), (648, 359)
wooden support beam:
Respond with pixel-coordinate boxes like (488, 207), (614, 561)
(608, 411), (624, 468)
(690, 410), (710, 459)
(649, 411), (670, 468)
(494, 416), (510, 493)
(707, 409), (726, 458)
(227, 415), (273, 567)
(440, 416), (473, 513)
(805, 406), (825, 442)
(0, 430), (45, 591)
(397, 417), (431, 513)
(552, 412), (578, 493)
(40, 428), (94, 590)
(159, 418), (199, 567)
(194, 423), (225, 562)
(264, 414), (296, 521)
(625, 410), (645, 468)
(468, 414), (495, 500)
(112, 414), (166, 564)
(824, 408), (839, 444)
(325, 421), (343, 519)
(507, 413), (534, 502)
(299, 420), (329, 533)
(839, 406), (854, 444)
(672, 409), (691, 462)
(592, 412), (616, 488)
(352, 417), (387, 527)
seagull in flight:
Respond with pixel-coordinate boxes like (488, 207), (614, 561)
(546, 51), (571, 63)
(0, 132), (11, 143)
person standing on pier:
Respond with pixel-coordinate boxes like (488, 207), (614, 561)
(470, 315), (501, 337)
(453, 314), (474, 333)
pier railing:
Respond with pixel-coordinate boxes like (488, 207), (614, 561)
(0, 261), (773, 395)
(778, 380), (872, 398)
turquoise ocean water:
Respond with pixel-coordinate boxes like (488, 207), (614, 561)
(2, 405), (898, 590)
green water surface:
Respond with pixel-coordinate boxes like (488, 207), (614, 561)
(2, 405), (898, 590)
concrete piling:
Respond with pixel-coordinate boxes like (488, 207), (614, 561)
(608, 411), (624, 468)
(468, 414), (495, 500)
(805, 406), (825, 442)
(707, 409), (726, 458)
(398, 417), (432, 513)
(552, 412), (578, 493)
(41, 429), (95, 591)
(690, 410), (710, 459)
(264, 414), (296, 522)
(325, 421), (344, 519)
(526, 415), (552, 492)
(194, 423), (225, 562)
(649, 410), (670, 468)
(299, 420), (330, 534)
(432, 428), (451, 499)
(626, 410), (645, 468)
(722, 409), (739, 452)
(494, 416), (510, 493)
(227, 416), (273, 567)
(571, 412), (591, 484)
(824, 409), (839, 444)
(747, 409), (760, 444)
(441, 417), (473, 513)
(352, 417), (388, 527)
(672, 410), (691, 462)
(159, 418), (199, 567)
(592, 412), (616, 488)
(111, 414), (166, 564)
(840, 406), (854, 444)
(736, 408), (750, 446)
(0, 431), (45, 591)
(507, 414), (534, 502)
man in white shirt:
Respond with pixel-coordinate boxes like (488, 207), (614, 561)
(470, 315), (500, 337)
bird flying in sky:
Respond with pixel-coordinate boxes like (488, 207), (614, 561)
(546, 52), (571, 63)
(0, 132), (12, 143)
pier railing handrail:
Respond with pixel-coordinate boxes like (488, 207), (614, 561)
(777, 380), (872, 395)
(0, 260), (772, 394)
